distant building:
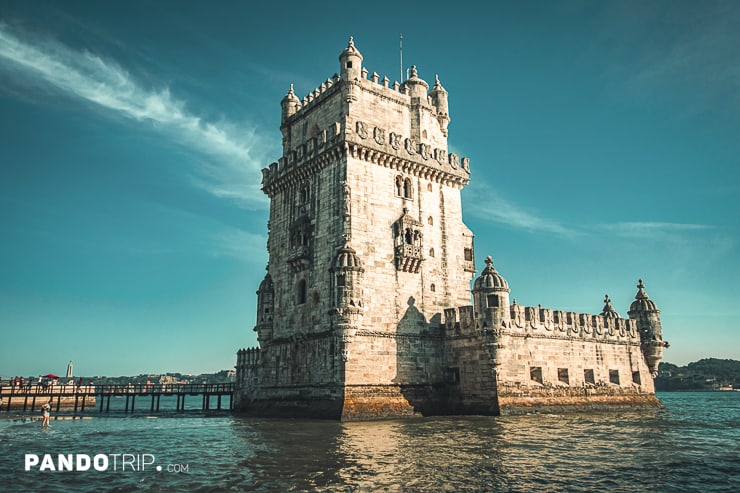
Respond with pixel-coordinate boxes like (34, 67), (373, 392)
(235, 38), (668, 420)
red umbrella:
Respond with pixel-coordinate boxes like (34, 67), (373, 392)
(44, 373), (59, 379)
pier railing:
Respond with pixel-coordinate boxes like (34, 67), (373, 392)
(0, 383), (235, 414)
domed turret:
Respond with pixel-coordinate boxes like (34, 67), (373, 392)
(629, 279), (658, 313)
(429, 75), (450, 136)
(472, 256), (511, 326)
(280, 84), (300, 123)
(330, 243), (364, 322)
(254, 269), (274, 344)
(257, 271), (273, 295)
(339, 36), (363, 81)
(473, 256), (509, 292)
(627, 279), (667, 377)
(601, 294), (620, 318)
(402, 65), (429, 100)
(332, 243), (363, 271)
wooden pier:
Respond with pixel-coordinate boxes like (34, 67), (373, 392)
(1, 383), (234, 414)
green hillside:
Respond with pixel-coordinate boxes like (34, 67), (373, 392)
(656, 358), (740, 391)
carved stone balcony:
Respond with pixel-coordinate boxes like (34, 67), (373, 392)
(287, 245), (311, 272)
(395, 244), (423, 273)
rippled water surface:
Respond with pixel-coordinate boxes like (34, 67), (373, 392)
(1, 392), (738, 492)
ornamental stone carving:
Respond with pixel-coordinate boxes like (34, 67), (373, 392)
(389, 132), (402, 150)
(373, 126), (386, 145)
(405, 138), (417, 155)
(356, 120), (368, 139)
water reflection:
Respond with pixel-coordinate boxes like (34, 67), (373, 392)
(233, 409), (683, 492)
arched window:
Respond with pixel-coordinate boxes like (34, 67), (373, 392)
(404, 228), (413, 245)
(430, 283), (436, 292)
(297, 280), (307, 305)
(427, 183), (433, 192)
(429, 248), (435, 258)
(403, 178), (412, 199)
(300, 185), (309, 204)
(395, 176), (403, 196)
(422, 129), (428, 139)
(427, 216), (433, 226)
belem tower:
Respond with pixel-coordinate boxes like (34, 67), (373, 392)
(235, 38), (669, 420)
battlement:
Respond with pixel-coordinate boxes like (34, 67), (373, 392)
(288, 74), (342, 120)
(284, 52), (451, 122)
(236, 347), (261, 368)
(444, 304), (639, 343)
(287, 67), (413, 122)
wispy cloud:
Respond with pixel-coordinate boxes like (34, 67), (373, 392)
(464, 182), (579, 237)
(211, 227), (267, 263)
(463, 181), (720, 248)
(0, 23), (272, 208)
(599, 222), (715, 241)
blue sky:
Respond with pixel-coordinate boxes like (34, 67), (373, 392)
(1, 1), (738, 377)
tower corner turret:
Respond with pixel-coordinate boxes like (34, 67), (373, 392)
(472, 256), (511, 328)
(429, 75), (450, 136)
(627, 279), (668, 376)
(339, 36), (363, 82)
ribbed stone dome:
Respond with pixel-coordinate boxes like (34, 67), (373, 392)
(281, 84), (300, 105)
(332, 244), (363, 270)
(629, 279), (658, 312)
(473, 256), (509, 291)
(339, 36), (362, 60)
(601, 295), (620, 318)
(257, 272), (273, 294)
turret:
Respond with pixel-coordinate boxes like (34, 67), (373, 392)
(402, 65), (429, 100)
(330, 243), (364, 363)
(472, 256), (511, 328)
(280, 84), (300, 124)
(254, 268), (275, 344)
(627, 279), (668, 376)
(339, 36), (363, 81)
(600, 294), (619, 318)
(330, 243), (364, 324)
(429, 75), (450, 137)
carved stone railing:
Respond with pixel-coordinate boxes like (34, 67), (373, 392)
(287, 245), (311, 272)
(395, 244), (423, 273)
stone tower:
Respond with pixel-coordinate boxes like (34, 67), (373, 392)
(236, 37), (474, 418)
(235, 37), (667, 419)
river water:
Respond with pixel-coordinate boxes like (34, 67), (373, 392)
(1, 392), (738, 492)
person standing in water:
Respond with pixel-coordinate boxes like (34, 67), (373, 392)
(41, 401), (51, 429)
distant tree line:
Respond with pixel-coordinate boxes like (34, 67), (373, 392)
(69, 370), (235, 386)
(656, 358), (740, 391)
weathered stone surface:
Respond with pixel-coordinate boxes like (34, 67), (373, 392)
(235, 38), (668, 420)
